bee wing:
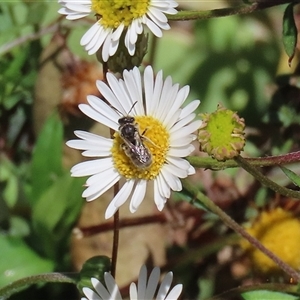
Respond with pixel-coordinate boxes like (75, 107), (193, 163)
(122, 138), (139, 153)
(122, 132), (145, 156)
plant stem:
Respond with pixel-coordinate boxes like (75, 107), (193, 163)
(187, 151), (300, 170)
(207, 283), (300, 300)
(111, 208), (119, 278)
(182, 179), (300, 282)
(169, 0), (292, 21)
(234, 155), (300, 199)
(0, 273), (77, 300)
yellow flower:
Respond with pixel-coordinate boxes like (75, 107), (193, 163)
(242, 208), (300, 274)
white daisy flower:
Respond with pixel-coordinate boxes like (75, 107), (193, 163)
(66, 66), (201, 219)
(58, 0), (178, 61)
(81, 265), (183, 300)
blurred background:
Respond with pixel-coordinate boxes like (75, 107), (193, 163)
(1, 0), (300, 299)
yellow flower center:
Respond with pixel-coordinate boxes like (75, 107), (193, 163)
(91, 0), (150, 28)
(111, 116), (169, 180)
(242, 208), (300, 274)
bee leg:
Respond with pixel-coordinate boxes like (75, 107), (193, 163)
(140, 126), (160, 148)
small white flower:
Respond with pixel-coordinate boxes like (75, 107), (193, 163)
(58, 0), (178, 61)
(66, 66), (201, 219)
(81, 265), (183, 300)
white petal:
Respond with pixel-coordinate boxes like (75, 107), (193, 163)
(70, 159), (104, 177)
(90, 278), (110, 300)
(147, 7), (168, 23)
(128, 22), (139, 44)
(156, 272), (172, 300)
(170, 135), (194, 147)
(105, 180), (135, 219)
(123, 68), (144, 116)
(156, 172), (171, 198)
(129, 283), (138, 300)
(82, 287), (101, 300)
(63, 3), (91, 13)
(112, 23), (124, 41)
(146, 9), (170, 30)
(161, 167), (182, 191)
(129, 180), (147, 213)
(80, 22), (101, 46)
(104, 273), (122, 300)
(83, 171), (120, 201)
(148, 70), (164, 115)
(145, 267), (160, 300)
(145, 18), (163, 37)
(170, 113), (196, 133)
(124, 28), (136, 55)
(153, 76), (175, 120)
(170, 127), (194, 141)
(166, 156), (191, 172)
(179, 100), (200, 120)
(170, 120), (202, 136)
(102, 31), (113, 61)
(163, 86), (189, 128)
(165, 285), (183, 300)
(87, 28), (110, 55)
(188, 165), (195, 175)
(168, 144), (195, 157)
(67, 132), (113, 157)
(137, 266), (147, 299)
(85, 161), (116, 185)
(130, 67), (145, 115)
(109, 38), (119, 57)
(104, 73), (134, 115)
(144, 65), (155, 115)
(163, 163), (188, 179)
(154, 179), (167, 211)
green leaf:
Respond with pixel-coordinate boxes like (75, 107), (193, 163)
(25, 2), (47, 25)
(32, 174), (85, 259)
(31, 112), (63, 205)
(77, 256), (111, 292)
(242, 290), (300, 300)
(280, 166), (300, 188)
(282, 3), (297, 65)
(0, 235), (54, 288)
(0, 155), (18, 208)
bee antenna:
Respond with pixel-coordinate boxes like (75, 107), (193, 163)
(127, 101), (138, 115)
(109, 104), (123, 116)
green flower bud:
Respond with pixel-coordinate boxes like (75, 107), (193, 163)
(198, 104), (246, 161)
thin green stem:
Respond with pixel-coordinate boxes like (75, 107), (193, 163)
(187, 151), (300, 170)
(111, 208), (119, 278)
(148, 35), (158, 67)
(168, 0), (292, 21)
(234, 155), (300, 199)
(207, 283), (300, 300)
(182, 179), (300, 282)
(0, 273), (77, 300)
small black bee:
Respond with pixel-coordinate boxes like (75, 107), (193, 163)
(117, 103), (152, 168)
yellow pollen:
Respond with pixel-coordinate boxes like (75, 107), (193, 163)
(111, 116), (169, 180)
(91, 0), (150, 28)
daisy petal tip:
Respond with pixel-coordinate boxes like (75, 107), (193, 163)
(157, 202), (165, 212)
(91, 277), (100, 286)
(129, 205), (137, 214)
(105, 207), (117, 220)
(188, 165), (196, 175)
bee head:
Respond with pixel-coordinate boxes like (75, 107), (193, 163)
(118, 116), (135, 125)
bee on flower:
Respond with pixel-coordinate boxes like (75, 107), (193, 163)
(66, 66), (201, 219)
